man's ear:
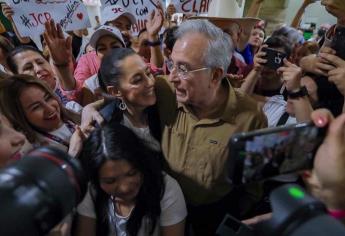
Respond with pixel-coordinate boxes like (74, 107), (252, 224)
(211, 67), (225, 83)
(107, 86), (122, 98)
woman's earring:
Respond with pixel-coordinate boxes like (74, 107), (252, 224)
(119, 99), (127, 111)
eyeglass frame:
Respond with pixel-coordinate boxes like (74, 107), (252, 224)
(166, 59), (210, 79)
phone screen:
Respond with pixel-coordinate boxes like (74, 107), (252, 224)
(228, 123), (326, 185)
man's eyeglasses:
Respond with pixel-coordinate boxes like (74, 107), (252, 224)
(166, 59), (209, 79)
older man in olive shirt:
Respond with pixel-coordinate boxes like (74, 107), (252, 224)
(155, 19), (267, 236)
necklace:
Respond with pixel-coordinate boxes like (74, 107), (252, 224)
(109, 196), (135, 236)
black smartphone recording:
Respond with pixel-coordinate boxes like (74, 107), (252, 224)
(228, 123), (326, 185)
(262, 47), (287, 70)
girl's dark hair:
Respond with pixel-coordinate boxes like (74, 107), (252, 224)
(80, 123), (165, 236)
(307, 73), (344, 117)
(99, 47), (136, 91)
(264, 36), (292, 58)
(7, 45), (44, 74)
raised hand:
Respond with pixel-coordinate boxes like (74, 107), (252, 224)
(146, 3), (164, 39)
(303, 109), (345, 210)
(319, 52), (345, 95)
(43, 19), (73, 66)
(1, 3), (14, 21)
(277, 59), (303, 92)
(253, 45), (268, 72)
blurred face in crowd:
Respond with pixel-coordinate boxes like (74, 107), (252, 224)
(137, 30), (151, 62)
(96, 35), (124, 60)
(19, 85), (62, 132)
(108, 54), (156, 110)
(107, 16), (133, 47)
(217, 22), (241, 48)
(99, 159), (142, 203)
(286, 76), (318, 116)
(0, 115), (27, 168)
(169, 32), (216, 106)
(249, 28), (265, 49)
(85, 44), (94, 54)
(321, 0), (345, 21)
(13, 50), (56, 89)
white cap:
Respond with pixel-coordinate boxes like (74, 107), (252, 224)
(101, 5), (136, 25)
(89, 25), (126, 48)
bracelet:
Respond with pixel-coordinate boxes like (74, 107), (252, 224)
(53, 61), (69, 67)
(287, 86), (308, 99)
(146, 40), (161, 47)
(328, 209), (345, 219)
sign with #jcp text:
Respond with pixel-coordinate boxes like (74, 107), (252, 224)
(6, 0), (91, 37)
(100, 0), (164, 35)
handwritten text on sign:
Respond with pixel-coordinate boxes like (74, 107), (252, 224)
(100, 0), (163, 35)
(6, 0), (91, 37)
(170, 0), (213, 15)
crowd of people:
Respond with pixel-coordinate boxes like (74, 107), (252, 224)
(0, 0), (345, 235)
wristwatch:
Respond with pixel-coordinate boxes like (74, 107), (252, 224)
(287, 86), (309, 99)
(146, 40), (161, 47)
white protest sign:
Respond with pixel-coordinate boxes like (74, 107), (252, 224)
(6, 0), (91, 37)
(100, 0), (163, 35)
(169, 0), (213, 15)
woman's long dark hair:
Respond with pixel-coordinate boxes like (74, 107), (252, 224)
(80, 123), (165, 236)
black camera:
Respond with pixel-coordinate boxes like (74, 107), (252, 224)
(216, 184), (345, 236)
(0, 147), (87, 236)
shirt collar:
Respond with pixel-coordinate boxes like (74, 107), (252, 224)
(176, 78), (238, 123)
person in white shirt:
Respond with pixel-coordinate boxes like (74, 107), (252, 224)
(75, 122), (186, 236)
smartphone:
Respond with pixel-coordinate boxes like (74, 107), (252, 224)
(262, 47), (287, 70)
(228, 123), (326, 185)
(216, 214), (253, 236)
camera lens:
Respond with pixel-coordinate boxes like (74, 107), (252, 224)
(0, 147), (87, 236)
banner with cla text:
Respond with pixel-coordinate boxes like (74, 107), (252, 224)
(100, 0), (164, 35)
(169, 0), (213, 15)
(6, 0), (91, 37)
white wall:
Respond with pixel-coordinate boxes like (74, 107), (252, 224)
(284, 0), (336, 28)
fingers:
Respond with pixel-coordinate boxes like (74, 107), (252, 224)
(320, 46), (336, 55)
(326, 113), (345, 144)
(242, 213), (272, 225)
(56, 22), (64, 39)
(311, 109), (334, 128)
(315, 61), (335, 72)
(319, 53), (345, 68)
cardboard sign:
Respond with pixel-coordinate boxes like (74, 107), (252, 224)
(169, 0), (213, 15)
(6, 0), (91, 37)
(100, 0), (163, 34)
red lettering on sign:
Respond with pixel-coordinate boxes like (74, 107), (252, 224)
(112, 7), (124, 14)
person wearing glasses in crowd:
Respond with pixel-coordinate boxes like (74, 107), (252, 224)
(82, 20), (267, 236)
(153, 19), (267, 236)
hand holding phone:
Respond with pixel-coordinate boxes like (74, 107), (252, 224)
(228, 122), (326, 185)
(262, 47), (287, 70)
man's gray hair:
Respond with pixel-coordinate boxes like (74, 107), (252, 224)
(175, 19), (233, 76)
